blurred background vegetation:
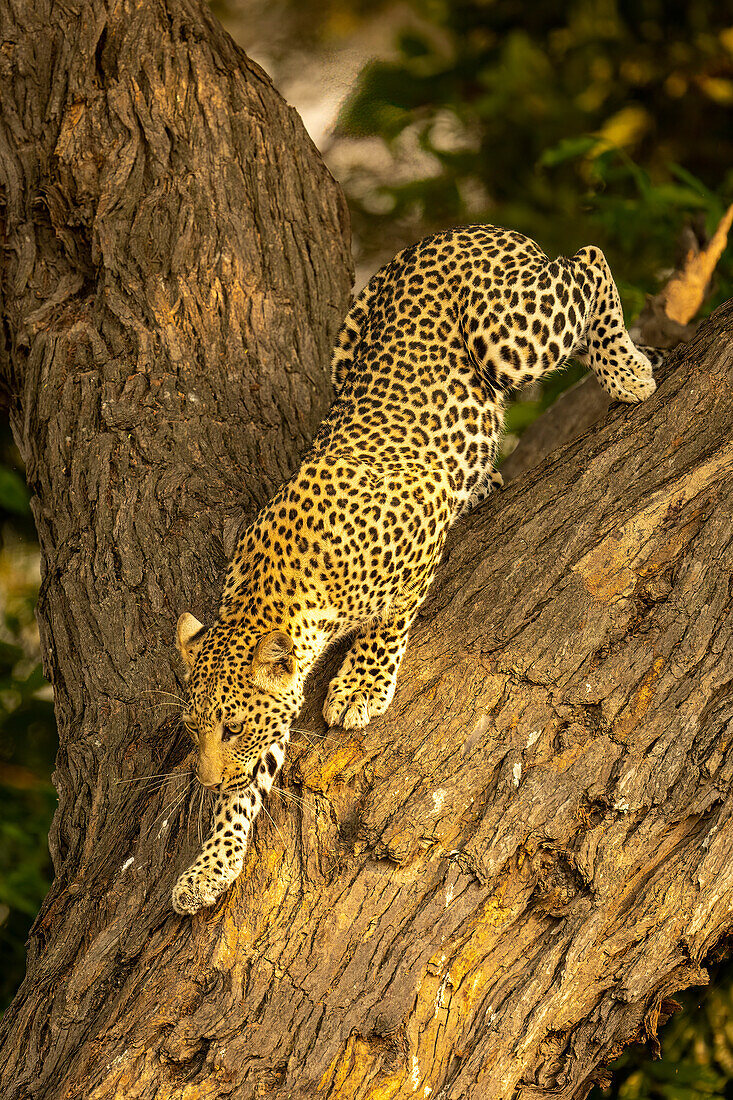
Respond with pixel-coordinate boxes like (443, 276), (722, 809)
(2, 0), (733, 1094)
(0, 424), (56, 1010)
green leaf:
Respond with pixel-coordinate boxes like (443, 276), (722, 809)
(667, 164), (718, 204)
(539, 135), (599, 167)
(0, 467), (30, 516)
(397, 31), (432, 59)
(503, 400), (541, 435)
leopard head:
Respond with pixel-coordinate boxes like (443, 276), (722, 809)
(176, 612), (301, 791)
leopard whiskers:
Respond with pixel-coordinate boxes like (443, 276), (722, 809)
(148, 780), (195, 834)
(116, 770), (193, 785)
(121, 777), (172, 798)
(271, 786), (307, 812)
(138, 701), (186, 716)
(290, 726), (342, 747)
(259, 800), (288, 851)
(187, 784), (201, 843)
(194, 785), (213, 846)
(141, 688), (187, 706)
(186, 785), (197, 842)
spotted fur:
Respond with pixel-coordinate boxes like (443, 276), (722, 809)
(171, 224), (658, 914)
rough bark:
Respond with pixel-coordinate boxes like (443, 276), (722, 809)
(2, 3), (733, 1100)
(0, 0), (352, 1093)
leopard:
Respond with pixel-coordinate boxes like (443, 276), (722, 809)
(171, 223), (660, 914)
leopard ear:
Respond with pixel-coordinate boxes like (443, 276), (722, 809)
(251, 630), (297, 692)
(176, 613), (207, 671)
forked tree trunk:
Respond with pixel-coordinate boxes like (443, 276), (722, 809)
(1, 3), (733, 1099)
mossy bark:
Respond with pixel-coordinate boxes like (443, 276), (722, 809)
(1, 2), (733, 1099)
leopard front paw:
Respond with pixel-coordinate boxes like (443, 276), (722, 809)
(604, 373), (657, 404)
(625, 374), (657, 402)
(172, 857), (243, 915)
(599, 346), (656, 404)
(323, 677), (393, 730)
(172, 874), (209, 915)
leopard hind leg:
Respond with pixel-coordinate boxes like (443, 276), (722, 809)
(572, 246), (656, 404)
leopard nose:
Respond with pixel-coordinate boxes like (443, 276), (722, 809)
(196, 767), (220, 789)
(197, 749), (222, 788)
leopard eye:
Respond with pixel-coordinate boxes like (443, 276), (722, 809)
(222, 722), (243, 743)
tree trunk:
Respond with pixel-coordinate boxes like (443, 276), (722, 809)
(2, 4), (733, 1100)
(0, 0), (352, 1093)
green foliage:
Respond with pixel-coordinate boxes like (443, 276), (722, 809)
(0, 783), (55, 1010)
(337, 0), (733, 448)
(0, 428), (57, 1014)
(0, 661), (56, 1013)
(0, 469), (30, 518)
(338, 0), (733, 264)
(562, 151), (733, 308)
